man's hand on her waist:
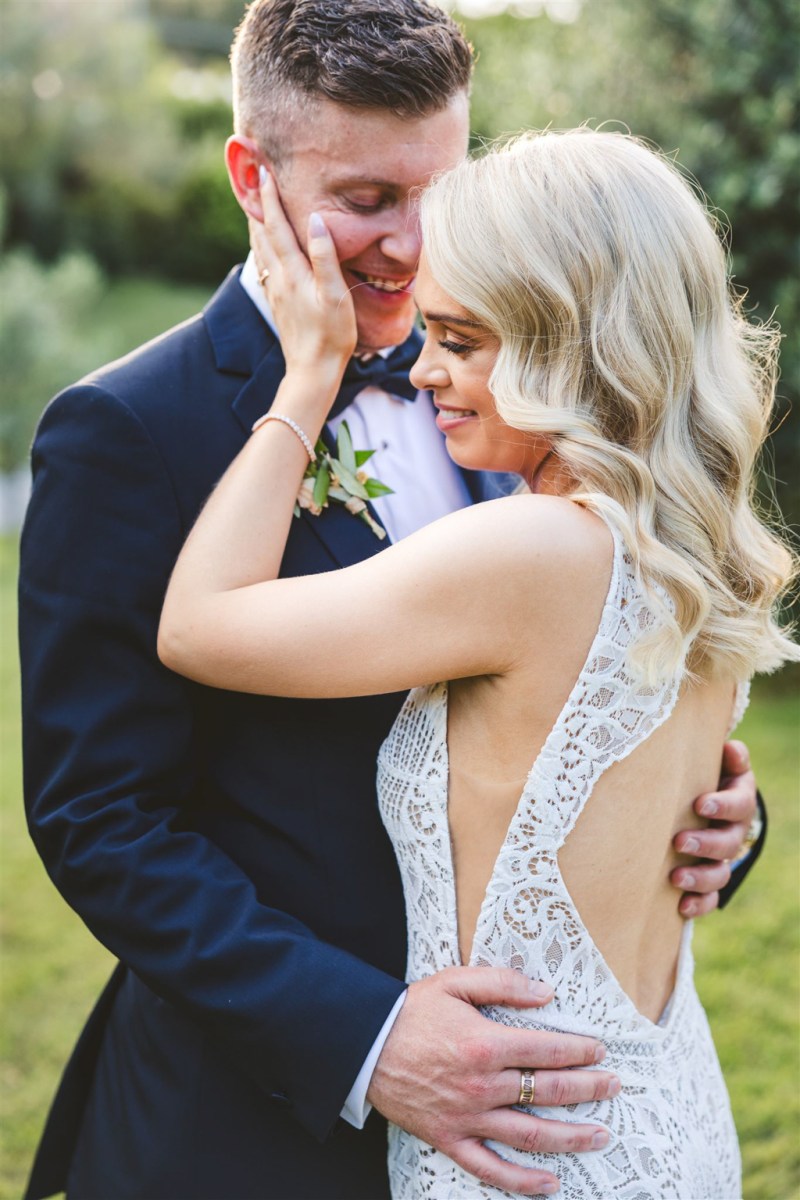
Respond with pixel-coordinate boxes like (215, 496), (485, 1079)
(368, 965), (617, 1196)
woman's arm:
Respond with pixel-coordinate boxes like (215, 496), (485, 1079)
(159, 477), (594, 696)
(159, 488), (567, 697)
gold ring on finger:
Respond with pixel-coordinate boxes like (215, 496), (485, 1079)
(518, 1069), (535, 1106)
(258, 267), (271, 285)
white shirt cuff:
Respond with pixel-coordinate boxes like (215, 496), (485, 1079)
(340, 990), (408, 1129)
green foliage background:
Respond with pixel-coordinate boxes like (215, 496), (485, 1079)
(2, 0), (798, 508)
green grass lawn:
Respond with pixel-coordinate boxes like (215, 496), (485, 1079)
(1, 531), (798, 1199)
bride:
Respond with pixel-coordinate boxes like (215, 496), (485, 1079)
(158, 129), (797, 1198)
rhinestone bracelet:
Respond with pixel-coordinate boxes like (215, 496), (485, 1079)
(251, 412), (317, 464)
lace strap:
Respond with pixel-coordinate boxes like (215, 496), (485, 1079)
(518, 532), (683, 849)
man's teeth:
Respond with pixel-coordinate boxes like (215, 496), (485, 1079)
(362, 274), (412, 293)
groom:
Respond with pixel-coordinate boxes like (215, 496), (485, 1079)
(20, 2), (763, 1198)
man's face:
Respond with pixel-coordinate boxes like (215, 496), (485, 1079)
(269, 95), (469, 354)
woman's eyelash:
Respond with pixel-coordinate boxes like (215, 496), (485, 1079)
(438, 339), (472, 356)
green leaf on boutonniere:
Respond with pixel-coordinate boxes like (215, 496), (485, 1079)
(329, 457), (370, 500)
(313, 462), (330, 508)
(336, 421), (357, 472)
(355, 448), (376, 466)
(364, 478), (394, 498)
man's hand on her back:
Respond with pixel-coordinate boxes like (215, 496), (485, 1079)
(368, 966), (617, 1196)
(671, 739), (758, 917)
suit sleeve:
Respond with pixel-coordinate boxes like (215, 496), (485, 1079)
(717, 790), (767, 909)
(18, 383), (405, 1142)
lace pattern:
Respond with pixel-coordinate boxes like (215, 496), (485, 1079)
(378, 526), (743, 1199)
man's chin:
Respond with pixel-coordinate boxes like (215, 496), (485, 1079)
(355, 312), (417, 355)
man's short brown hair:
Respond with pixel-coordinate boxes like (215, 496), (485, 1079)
(231, 0), (473, 164)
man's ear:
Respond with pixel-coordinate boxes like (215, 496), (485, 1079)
(226, 135), (268, 223)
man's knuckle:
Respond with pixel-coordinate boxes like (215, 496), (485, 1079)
(428, 1116), (449, 1147)
(466, 1038), (495, 1073)
(548, 1074), (570, 1106)
(581, 1041), (599, 1067)
(570, 1128), (598, 1152)
(465, 1072), (493, 1105)
(455, 1150), (493, 1185)
(534, 1036), (562, 1069)
(518, 1124), (544, 1154)
(475, 1162), (496, 1185)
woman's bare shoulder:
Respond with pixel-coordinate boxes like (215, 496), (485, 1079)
(424, 493), (613, 579)
(396, 493), (615, 635)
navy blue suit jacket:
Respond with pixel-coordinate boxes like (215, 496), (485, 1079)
(20, 267), (493, 1199)
(19, 267), (764, 1200)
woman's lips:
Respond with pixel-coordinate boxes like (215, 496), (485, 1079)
(435, 405), (478, 432)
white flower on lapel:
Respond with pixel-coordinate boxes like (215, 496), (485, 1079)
(294, 421), (393, 540)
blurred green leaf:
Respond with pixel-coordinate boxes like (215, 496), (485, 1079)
(312, 463), (330, 508)
(336, 421), (357, 473)
(328, 457), (369, 500)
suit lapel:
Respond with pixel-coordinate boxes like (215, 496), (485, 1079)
(204, 270), (389, 569)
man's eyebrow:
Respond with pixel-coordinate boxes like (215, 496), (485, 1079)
(331, 176), (397, 190)
(421, 310), (485, 329)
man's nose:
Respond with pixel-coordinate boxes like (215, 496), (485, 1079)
(380, 211), (423, 269)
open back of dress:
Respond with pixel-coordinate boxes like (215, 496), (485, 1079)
(378, 525), (742, 1200)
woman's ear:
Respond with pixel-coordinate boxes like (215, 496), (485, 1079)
(225, 135), (268, 223)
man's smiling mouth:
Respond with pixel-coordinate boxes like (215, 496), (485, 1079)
(351, 270), (415, 294)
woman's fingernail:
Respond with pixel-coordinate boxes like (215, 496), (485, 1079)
(682, 873), (696, 889)
(541, 1183), (560, 1195)
(593, 1045), (606, 1063)
(682, 836), (700, 854)
(683, 900), (697, 916)
(700, 798), (718, 817)
(259, 165), (268, 185)
(608, 1077), (621, 1097)
(592, 1130), (609, 1149)
(309, 211), (328, 238)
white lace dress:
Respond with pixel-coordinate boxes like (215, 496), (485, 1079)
(377, 526), (744, 1200)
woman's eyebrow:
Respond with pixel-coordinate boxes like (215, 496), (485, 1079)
(419, 310), (484, 329)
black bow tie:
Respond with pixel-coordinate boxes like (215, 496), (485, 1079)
(329, 330), (423, 418)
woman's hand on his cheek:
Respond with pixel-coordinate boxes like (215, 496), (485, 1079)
(250, 167), (357, 382)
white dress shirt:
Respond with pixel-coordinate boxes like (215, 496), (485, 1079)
(239, 253), (471, 1126)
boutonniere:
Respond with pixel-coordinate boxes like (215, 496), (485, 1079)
(294, 421), (393, 540)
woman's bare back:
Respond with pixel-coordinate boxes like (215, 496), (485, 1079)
(441, 497), (737, 1018)
(448, 666), (735, 1019)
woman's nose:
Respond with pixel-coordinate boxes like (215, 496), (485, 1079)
(410, 350), (450, 393)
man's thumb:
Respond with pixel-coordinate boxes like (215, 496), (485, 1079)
(445, 966), (554, 1009)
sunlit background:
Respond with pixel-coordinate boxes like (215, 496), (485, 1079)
(1, 2), (798, 1198)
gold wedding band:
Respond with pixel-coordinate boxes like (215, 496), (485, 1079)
(258, 267), (271, 285)
(739, 813), (763, 857)
(518, 1070), (535, 1106)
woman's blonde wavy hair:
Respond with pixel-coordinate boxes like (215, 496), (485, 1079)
(420, 128), (798, 683)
